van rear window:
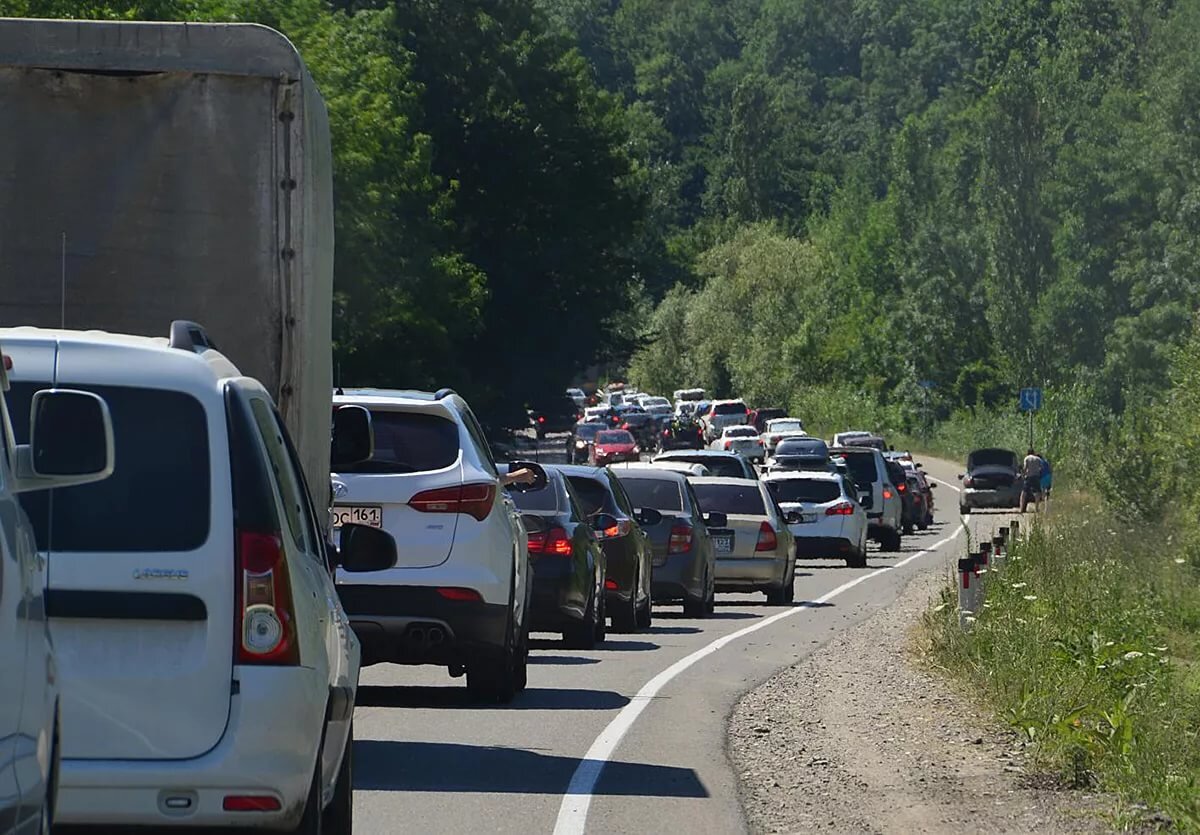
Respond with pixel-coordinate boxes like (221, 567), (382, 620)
(9, 382), (210, 552)
(837, 451), (879, 487)
(336, 410), (460, 474)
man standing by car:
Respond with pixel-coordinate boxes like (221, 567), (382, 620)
(1020, 448), (1044, 512)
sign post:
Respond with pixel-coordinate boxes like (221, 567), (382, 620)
(1018, 387), (1043, 447)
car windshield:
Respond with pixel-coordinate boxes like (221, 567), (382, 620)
(575, 423), (603, 440)
(777, 438), (828, 457)
(337, 410), (460, 474)
(769, 420), (804, 433)
(836, 451), (878, 486)
(597, 430), (634, 444)
(713, 401), (747, 415)
(691, 482), (767, 516)
(969, 449), (1018, 469)
(618, 477), (684, 512)
(766, 479), (842, 504)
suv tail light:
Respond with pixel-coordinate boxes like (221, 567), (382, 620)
(235, 530), (300, 666)
(896, 482), (907, 493)
(598, 518), (633, 539)
(724, 441), (732, 450)
(825, 502), (856, 516)
(410, 483), (496, 521)
(668, 523), (693, 554)
(755, 522), (777, 552)
(963, 476), (974, 488)
(882, 487), (894, 500)
(528, 526), (573, 555)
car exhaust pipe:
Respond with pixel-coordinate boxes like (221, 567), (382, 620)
(406, 627), (427, 648)
(427, 626), (446, 647)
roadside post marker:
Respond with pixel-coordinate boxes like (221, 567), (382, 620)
(979, 541), (992, 570)
(992, 534), (1007, 568)
(1009, 519), (1020, 544)
(957, 557), (976, 629)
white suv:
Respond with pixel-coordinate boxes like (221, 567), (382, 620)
(331, 388), (534, 703)
(2, 325), (396, 832)
(0, 349), (115, 834)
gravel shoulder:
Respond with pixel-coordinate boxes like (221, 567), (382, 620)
(728, 562), (1113, 834)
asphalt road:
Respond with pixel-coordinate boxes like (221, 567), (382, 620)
(351, 446), (1010, 834)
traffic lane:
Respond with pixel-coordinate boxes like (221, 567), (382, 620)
(577, 511), (964, 835)
(349, 533), (957, 833)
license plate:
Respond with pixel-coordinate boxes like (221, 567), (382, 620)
(712, 533), (734, 554)
(332, 505), (382, 529)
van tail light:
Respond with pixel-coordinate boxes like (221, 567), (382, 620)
(234, 530), (300, 666)
(724, 441), (732, 450)
(882, 488), (894, 500)
(598, 518), (633, 539)
(755, 522), (778, 552)
(528, 526), (573, 556)
(410, 483), (496, 522)
(668, 523), (693, 554)
(896, 482), (907, 493)
(825, 502), (856, 516)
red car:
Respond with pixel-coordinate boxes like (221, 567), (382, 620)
(591, 429), (640, 465)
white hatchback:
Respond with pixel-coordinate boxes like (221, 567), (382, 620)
(2, 324), (395, 832)
(763, 471), (869, 567)
(710, 425), (765, 462)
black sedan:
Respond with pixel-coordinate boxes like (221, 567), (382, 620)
(568, 420), (606, 464)
(509, 467), (607, 649)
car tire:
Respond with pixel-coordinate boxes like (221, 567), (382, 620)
(959, 504), (969, 516)
(635, 588), (652, 629)
(765, 583), (788, 605)
(593, 586), (607, 643)
(611, 594), (637, 633)
(563, 590), (598, 650)
(321, 722), (353, 835)
(846, 551), (868, 568)
(38, 710), (59, 835)
(903, 520), (915, 535)
(468, 646), (517, 704)
(514, 619), (529, 692)
(917, 517), (929, 531)
(706, 571), (716, 614)
(683, 586), (707, 617)
(882, 528), (902, 552)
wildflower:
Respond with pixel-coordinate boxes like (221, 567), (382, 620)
(1123, 651), (1144, 661)
(932, 603), (948, 613)
(1015, 618), (1027, 624)
(1155, 646), (1168, 652)
(1105, 641), (1115, 647)
(1023, 595), (1038, 601)
(1010, 582), (1027, 589)
(1174, 558), (1186, 565)
(965, 616), (977, 623)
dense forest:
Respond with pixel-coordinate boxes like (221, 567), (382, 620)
(6, 1), (1200, 458)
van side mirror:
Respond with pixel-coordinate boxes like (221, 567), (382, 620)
(14, 389), (115, 492)
(703, 511), (728, 528)
(337, 524), (398, 572)
(332, 405), (373, 468)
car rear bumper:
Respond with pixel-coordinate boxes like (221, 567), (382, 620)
(962, 487), (1021, 508)
(793, 536), (856, 557)
(56, 667), (328, 828)
(529, 566), (586, 631)
(337, 585), (509, 665)
(650, 551), (702, 600)
(715, 556), (782, 589)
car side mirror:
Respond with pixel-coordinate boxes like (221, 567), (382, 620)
(633, 507), (663, 527)
(703, 511), (728, 528)
(14, 389), (115, 493)
(337, 524), (398, 572)
(956, 473), (964, 480)
(332, 405), (373, 468)
(592, 512), (619, 533)
(929, 483), (937, 489)
(506, 460), (549, 492)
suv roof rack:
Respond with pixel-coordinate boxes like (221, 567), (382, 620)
(168, 320), (217, 354)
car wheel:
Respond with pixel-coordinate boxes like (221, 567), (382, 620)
(321, 722), (353, 835)
(683, 573), (707, 618)
(514, 620), (529, 692)
(611, 592), (638, 633)
(593, 586), (607, 643)
(959, 504), (969, 516)
(765, 583), (788, 605)
(784, 565), (796, 603)
(705, 570), (716, 614)
(563, 589), (598, 650)
(903, 520), (915, 535)
(846, 552), (868, 568)
(882, 528), (902, 552)
(635, 588), (652, 629)
(39, 711), (59, 835)
(467, 646), (517, 704)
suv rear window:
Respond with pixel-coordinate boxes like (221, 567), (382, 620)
(338, 410), (460, 474)
(10, 382), (210, 552)
(691, 483), (766, 516)
(837, 451), (879, 487)
(618, 477), (683, 512)
(766, 479), (841, 504)
(713, 402), (747, 415)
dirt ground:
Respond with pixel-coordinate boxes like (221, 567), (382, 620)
(727, 565), (1113, 834)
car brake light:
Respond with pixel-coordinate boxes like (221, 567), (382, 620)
(825, 502), (855, 516)
(436, 587), (483, 602)
(598, 518), (633, 539)
(755, 522), (777, 552)
(409, 483), (496, 521)
(223, 795), (282, 812)
(963, 476), (974, 488)
(528, 526), (573, 556)
(538, 415), (546, 423)
(882, 488), (894, 500)
(234, 530), (300, 666)
(896, 481), (907, 493)
(668, 523), (693, 554)
(663, 430), (670, 437)
(604, 578), (618, 590)
(724, 441), (732, 450)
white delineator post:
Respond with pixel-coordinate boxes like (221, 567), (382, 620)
(958, 556), (977, 630)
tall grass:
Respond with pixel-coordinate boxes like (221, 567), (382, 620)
(924, 497), (1200, 829)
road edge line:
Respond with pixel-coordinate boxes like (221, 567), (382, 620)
(551, 523), (966, 834)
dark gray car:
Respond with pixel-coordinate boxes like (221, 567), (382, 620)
(653, 449), (758, 480)
(613, 468), (716, 616)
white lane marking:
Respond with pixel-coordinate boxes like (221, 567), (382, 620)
(552, 524), (966, 834)
(928, 476), (961, 493)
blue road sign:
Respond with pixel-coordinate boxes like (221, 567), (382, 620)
(1019, 387), (1043, 412)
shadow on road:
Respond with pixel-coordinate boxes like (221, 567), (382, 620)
(643, 624), (703, 635)
(356, 685), (629, 711)
(527, 654), (602, 665)
(653, 609), (758, 620)
(354, 740), (709, 798)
